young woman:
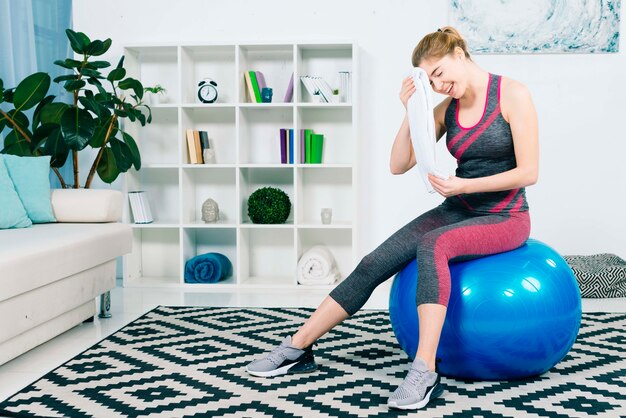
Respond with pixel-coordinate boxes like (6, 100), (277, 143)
(246, 26), (539, 411)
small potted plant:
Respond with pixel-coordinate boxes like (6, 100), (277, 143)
(247, 187), (291, 224)
(144, 84), (167, 105)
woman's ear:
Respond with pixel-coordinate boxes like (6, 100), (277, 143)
(455, 46), (464, 60)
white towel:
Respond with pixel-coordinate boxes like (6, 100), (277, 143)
(407, 67), (449, 193)
(297, 245), (341, 286)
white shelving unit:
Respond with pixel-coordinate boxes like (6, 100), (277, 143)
(122, 42), (358, 291)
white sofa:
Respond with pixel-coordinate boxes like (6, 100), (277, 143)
(0, 190), (131, 365)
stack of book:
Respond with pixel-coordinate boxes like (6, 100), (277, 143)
(280, 128), (295, 164)
(128, 191), (154, 224)
(300, 75), (336, 103)
(279, 128), (325, 164)
(244, 70), (266, 103)
(186, 129), (214, 164)
(244, 70), (294, 103)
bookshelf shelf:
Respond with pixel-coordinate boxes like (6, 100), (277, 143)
(122, 42), (357, 292)
(181, 103), (237, 109)
(131, 222), (180, 229)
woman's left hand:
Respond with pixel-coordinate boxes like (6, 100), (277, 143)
(428, 174), (469, 197)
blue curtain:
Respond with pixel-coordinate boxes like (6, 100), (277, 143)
(0, 0), (73, 188)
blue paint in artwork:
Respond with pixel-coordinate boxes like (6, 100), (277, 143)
(451, 0), (621, 53)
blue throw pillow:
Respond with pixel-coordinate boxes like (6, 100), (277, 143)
(0, 155), (32, 229)
(2, 154), (56, 223)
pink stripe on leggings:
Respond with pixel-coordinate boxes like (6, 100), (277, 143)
(431, 212), (530, 306)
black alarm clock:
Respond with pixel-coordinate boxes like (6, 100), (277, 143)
(197, 78), (218, 103)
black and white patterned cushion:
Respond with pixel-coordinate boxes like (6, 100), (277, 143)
(564, 253), (626, 298)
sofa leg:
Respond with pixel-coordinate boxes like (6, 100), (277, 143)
(98, 291), (112, 319)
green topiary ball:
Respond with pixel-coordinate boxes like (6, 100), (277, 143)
(247, 186), (291, 224)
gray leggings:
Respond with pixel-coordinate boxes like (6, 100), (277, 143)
(328, 203), (530, 316)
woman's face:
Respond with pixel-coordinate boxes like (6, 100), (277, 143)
(418, 48), (466, 99)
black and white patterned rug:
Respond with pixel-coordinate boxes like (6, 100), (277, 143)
(1, 307), (624, 418)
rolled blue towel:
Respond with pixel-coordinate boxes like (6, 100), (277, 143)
(184, 252), (232, 283)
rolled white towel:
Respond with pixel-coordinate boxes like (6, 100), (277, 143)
(297, 245), (341, 286)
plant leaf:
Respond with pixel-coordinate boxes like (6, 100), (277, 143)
(3, 88), (14, 103)
(13, 72), (50, 111)
(63, 79), (87, 92)
(31, 123), (57, 151)
(78, 96), (102, 118)
(99, 39), (112, 56)
(8, 109), (30, 132)
(88, 78), (108, 96)
(107, 67), (126, 82)
(40, 102), (69, 125)
(95, 91), (114, 107)
(122, 131), (141, 170)
(85, 40), (104, 56)
(60, 106), (95, 151)
(114, 109), (129, 118)
(136, 111), (146, 126)
(86, 39), (112, 56)
(109, 137), (133, 172)
(115, 56), (125, 69)
(118, 77), (143, 100)
(32, 94), (56, 130)
(96, 147), (120, 183)
(66, 29), (90, 54)
(54, 58), (82, 69)
(2, 131), (32, 156)
(80, 68), (104, 79)
(0, 77), (4, 105)
(126, 107), (136, 122)
(53, 60), (72, 70)
(42, 127), (70, 167)
(53, 74), (77, 83)
(87, 60), (111, 69)
(90, 117), (118, 147)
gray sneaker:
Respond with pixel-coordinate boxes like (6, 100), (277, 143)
(245, 335), (317, 377)
(388, 357), (443, 410)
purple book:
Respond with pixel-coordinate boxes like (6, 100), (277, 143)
(255, 71), (266, 90)
(280, 128), (287, 164)
(283, 73), (294, 103)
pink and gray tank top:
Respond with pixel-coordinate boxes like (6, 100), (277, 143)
(443, 73), (529, 214)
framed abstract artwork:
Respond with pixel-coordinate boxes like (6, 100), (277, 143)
(450, 0), (621, 53)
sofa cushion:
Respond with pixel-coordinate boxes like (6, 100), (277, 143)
(2, 155), (56, 223)
(0, 223), (132, 302)
(0, 156), (32, 229)
(51, 189), (123, 222)
(564, 254), (626, 298)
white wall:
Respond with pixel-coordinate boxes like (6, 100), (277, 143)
(74, 0), (626, 259)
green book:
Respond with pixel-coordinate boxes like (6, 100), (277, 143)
(311, 133), (324, 164)
(305, 129), (313, 163)
(249, 71), (262, 103)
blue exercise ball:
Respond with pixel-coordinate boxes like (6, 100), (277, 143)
(389, 239), (582, 380)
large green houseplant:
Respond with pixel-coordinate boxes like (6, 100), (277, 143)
(0, 29), (152, 188)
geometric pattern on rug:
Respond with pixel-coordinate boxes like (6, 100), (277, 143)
(0, 307), (624, 418)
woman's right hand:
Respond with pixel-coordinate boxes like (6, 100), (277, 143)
(400, 75), (416, 110)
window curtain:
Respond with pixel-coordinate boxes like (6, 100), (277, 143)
(0, 0), (73, 188)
